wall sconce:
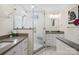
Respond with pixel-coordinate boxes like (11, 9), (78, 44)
(49, 14), (55, 26)
(49, 14), (60, 26)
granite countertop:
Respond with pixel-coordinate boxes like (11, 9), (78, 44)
(45, 31), (64, 34)
(0, 35), (28, 55)
(56, 37), (79, 51)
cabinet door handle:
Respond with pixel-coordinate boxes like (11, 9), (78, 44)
(13, 51), (16, 54)
(24, 48), (27, 51)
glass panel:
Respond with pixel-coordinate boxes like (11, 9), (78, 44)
(33, 11), (45, 53)
(13, 9), (45, 55)
(14, 12), (32, 29)
(14, 15), (22, 29)
(23, 12), (32, 28)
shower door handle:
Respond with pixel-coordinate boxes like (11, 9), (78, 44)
(33, 27), (36, 33)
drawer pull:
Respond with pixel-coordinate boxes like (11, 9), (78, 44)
(24, 48), (27, 51)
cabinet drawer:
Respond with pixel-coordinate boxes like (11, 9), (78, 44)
(56, 34), (64, 38)
(5, 46), (18, 55)
(46, 34), (56, 46)
(5, 42), (22, 55)
(5, 38), (28, 55)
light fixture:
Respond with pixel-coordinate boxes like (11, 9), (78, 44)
(49, 14), (60, 19)
(31, 5), (35, 9)
(49, 14), (53, 19)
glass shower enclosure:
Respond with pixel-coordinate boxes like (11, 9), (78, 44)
(32, 9), (45, 54)
(13, 6), (46, 54)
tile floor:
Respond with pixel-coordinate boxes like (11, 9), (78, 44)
(34, 38), (79, 55)
(35, 47), (79, 55)
(35, 41), (79, 55)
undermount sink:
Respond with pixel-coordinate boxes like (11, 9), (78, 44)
(0, 39), (18, 49)
(0, 37), (18, 49)
(0, 42), (12, 49)
(0, 40), (14, 42)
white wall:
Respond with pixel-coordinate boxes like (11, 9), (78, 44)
(60, 4), (79, 44)
(0, 5), (14, 36)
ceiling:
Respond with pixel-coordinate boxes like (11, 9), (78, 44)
(35, 4), (68, 11)
(14, 4), (78, 15)
(16, 4), (70, 13)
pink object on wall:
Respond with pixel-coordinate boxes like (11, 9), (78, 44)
(73, 19), (79, 26)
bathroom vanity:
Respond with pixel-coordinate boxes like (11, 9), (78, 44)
(0, 34), (28, 55)
(45, 31), (64, 47)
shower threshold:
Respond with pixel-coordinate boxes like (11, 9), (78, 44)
(33, 46), (45, 54)
(33, 45), (56, 55)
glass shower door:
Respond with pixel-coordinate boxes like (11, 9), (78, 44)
(33, 11), (45, 53)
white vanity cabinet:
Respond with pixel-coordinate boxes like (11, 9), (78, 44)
(5, 43), (22, 55)
(5, 46), (16, 55)
(46, 31), (64, 47)
(46, 34), (56, 47)
(5, 38), (28, 55)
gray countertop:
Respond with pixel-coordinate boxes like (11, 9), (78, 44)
(56, 37), (79, 51)
(45, 31), (64, 34)
(0, 35), (28, 55)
